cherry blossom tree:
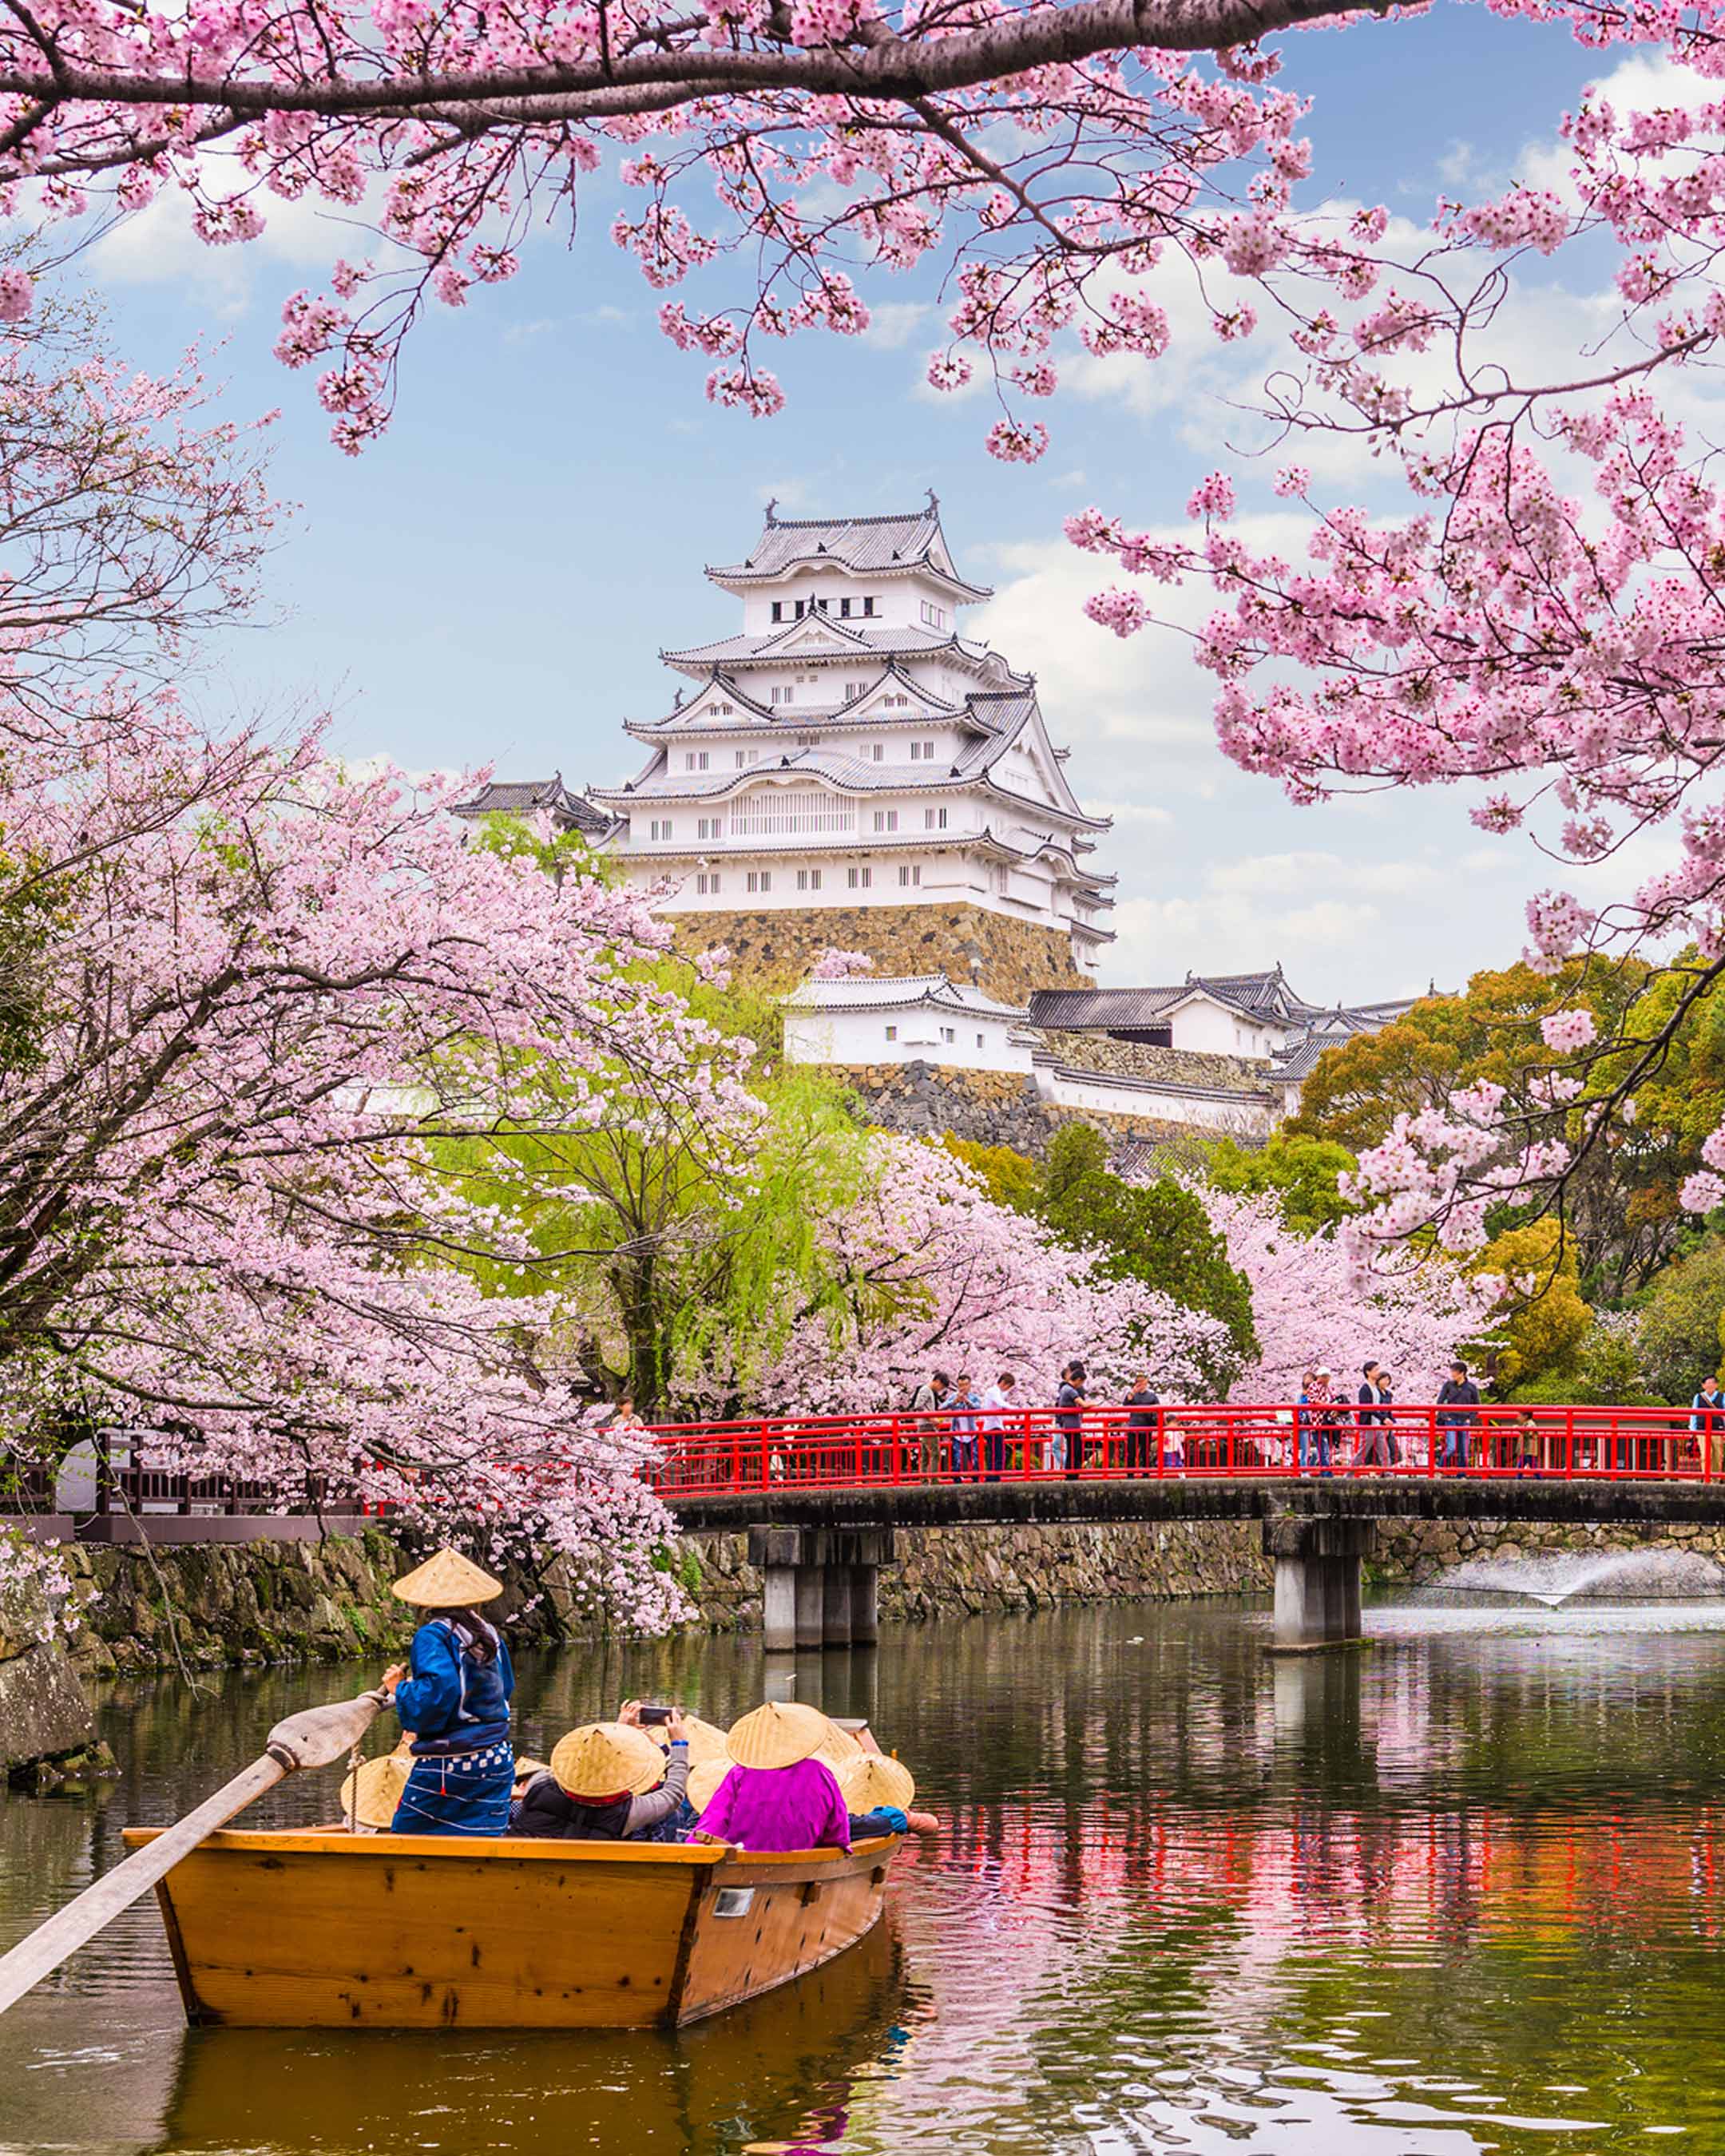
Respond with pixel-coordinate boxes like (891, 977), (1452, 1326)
(1199, 1187), (1492, 1402)
(1, 0), (1721, 1258)
(747, 1134), (1235, 1412)
(0, 713), (762, 1627)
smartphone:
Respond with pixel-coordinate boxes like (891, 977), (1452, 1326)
(636, 1704), (675, 1727)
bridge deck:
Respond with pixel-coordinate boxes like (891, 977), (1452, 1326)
(651, 1403), (1725, 1532)
(669, 1476), (1725, 1531)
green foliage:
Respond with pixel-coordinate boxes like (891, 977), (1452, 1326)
(942, 1135), (1040, 1211)
(468, 809), (613, 888)
(1034, 1124), (1255, 1384)
(431, 920), (872, 1412)
(1206, 1132), (1358, 1232)
(1469, 1220), (1592, 1395)
(1633, 1239), (1725, 1403)
(1505, 1318), (1655, 1405)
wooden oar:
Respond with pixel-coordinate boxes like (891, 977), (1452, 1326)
(0, 1685), (387, 2017)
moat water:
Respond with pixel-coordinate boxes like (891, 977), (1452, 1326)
(8, 1591), (1725, 2153)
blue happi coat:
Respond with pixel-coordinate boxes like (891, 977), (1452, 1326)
(391, 1615), (515, 1837)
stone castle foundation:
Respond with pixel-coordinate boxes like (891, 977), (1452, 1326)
(664, 902), (1088, 1004)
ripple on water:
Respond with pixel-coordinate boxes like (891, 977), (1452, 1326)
(2, 1596), (1723, 2153)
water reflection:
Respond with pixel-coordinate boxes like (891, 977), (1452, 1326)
(8, 1595), (1725, 2150)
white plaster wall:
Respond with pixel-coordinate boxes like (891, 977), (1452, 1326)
(784, 1007), (1029, 1072)
(1037, 1064), (1276, 1136)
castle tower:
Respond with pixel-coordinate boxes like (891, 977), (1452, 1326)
(589, 497), (1115, 997)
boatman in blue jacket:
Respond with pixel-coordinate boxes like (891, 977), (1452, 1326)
(378, 1547), (515, 1836)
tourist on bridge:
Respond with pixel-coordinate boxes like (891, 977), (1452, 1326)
(1298, 1368), (1338, 1474)
(907, 1368), (951, 1480)
(1691, 1376), (1725, 1476)
(980, 1371), (1017, 1480)
(1355, 1361), (1394, 1472)
(1057, 1361), (1088, 1477)
(1124, 1374), (1161, 1474)
(949, 1373), (983, 1480)
(1436, 1361), (1481, 1472)
(378, 1548), (516, 1837)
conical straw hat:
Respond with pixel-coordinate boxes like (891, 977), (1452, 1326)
(838, 1752), (915, 1813)
(643, 1714), (729, 1766)
(512, 1756), (549, 1787)
(687, 1758), (733, 1815)
(339, 1752), (411, 1831)
(549, 1722), (666, 1799)
(726, 1700), (830, 1770)
(815, 1719), (864, 1770)
(391, 1547), (502, 1607)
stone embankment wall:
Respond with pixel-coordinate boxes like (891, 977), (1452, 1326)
(839, 1061), (1199, 1159)
(38, 1515), (1725, 1694)
(1370, 1515), (1725, 1582)
(664, 903), (1085, 1004)
(684, 1520), (1269, 1626)
(53, 1520), (1272, 1678)
(0, 1581), (97, 1778)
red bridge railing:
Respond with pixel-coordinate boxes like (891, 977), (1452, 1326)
(641, 1403), (1725, 1502)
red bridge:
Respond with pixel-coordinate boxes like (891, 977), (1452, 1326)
(646, 1400), (1723, 1506)
(645, 1402), (1725, 1653)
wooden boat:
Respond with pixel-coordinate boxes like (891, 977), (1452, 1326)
(161, 1921), (906, 2152)
(121, 1822), (902, 2031)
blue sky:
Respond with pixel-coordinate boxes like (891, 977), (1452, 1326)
(80, 3), (1620, 1003)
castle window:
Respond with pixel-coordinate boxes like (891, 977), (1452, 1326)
(920, 600), (948, 630)
(794, 600), (806, 620)
(862, 597), (876, 616)
(844, 680), (865, 701)
(849, 865), (872, 890)
(735, 751), (748, 768)
(840, 598), (853, 619)
(771, 602), (783, 623)
(870, 743), (884, 762)
(685, 751), (709, 771)
(941, 1025), (955, 1043)
(696, 872), (720, 895)
(924, 808), (948, 830)
(696, 817), (724, 841)
(747, 870), (773, 894)
(885, 1024), (898, 1041)
(976, 1032), (985, 1049)
(886, 695), (910, 711)
(717, 701), (734, 715)
(872, 810), (898, 833)
(771, 686), (794, 706)
(898, 864), (921, 887)
(649, 818), (672, 841)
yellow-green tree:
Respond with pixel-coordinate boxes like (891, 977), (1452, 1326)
(1468, 1221), (1592, 1394)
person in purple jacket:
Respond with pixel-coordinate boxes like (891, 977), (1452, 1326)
(689, 1701), (850, 1853)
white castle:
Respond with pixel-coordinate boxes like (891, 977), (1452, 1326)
(585, 494), (1115, 967)
(454, 496), (1418, 1142)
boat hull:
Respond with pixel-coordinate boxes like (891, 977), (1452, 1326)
(121, 1826), (899, 2031)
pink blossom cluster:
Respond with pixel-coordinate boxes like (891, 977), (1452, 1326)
(745, 1137), (1236, 1413)
(808, 946), (874, 979)
(1540, 1008), (1597, 1052)
(1197, 1187), (1492, 1401)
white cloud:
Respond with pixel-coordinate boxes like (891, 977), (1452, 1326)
(86, 169), (395, 314)
(862, 301), (932, 351)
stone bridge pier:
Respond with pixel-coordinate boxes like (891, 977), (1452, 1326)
(1263, 1515), (1376, 1651)
(747, 1525), (900, 1652)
